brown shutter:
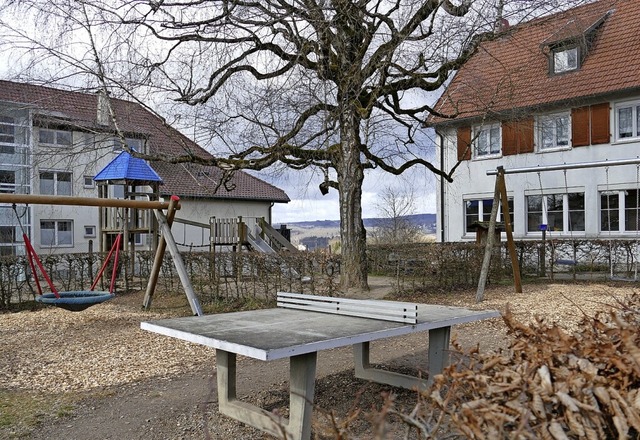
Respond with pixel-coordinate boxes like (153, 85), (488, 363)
(502, 119), (533, 155)
(518, 118), (535, 153)
(571, 106), (590, 147)
(502, 121), (517, 156)
(591, 102), (610, 145)
(457, 126), (471, 161)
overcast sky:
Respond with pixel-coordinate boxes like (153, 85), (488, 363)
(265, 165), (438, 224)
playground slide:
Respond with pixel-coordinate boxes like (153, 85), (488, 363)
(245, 230), (277, 255)
(246, 229), (310, 282)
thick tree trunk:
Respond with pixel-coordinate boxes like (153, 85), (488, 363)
(336, 115), (369, 290)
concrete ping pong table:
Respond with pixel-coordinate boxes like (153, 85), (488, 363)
(141, 292), (500, 440)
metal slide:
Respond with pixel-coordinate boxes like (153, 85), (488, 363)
(245, 230), (277, 255)
(246, 229), (310, 281)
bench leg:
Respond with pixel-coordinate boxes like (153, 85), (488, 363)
(354, 326), (452, 389)
(216, 349), (317, 440)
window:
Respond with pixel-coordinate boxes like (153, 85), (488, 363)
(0, 170), (15, 193)
(615, 101), (640, 140)
(527, 193), (585, 233)
(601, 189), (640, 233)
(134, 233), (148, 246)
(40, 220), (73, 247)
(84, 176), (95, 188)
(39, 128), (72, 146)
(0, 226), (16, 256)
(538, 112), (570, 150)
(39, 171), (72, 196)
(474, 124), (501, 158)
(553, 47), (578, 73)
(0, 116), (15, 144)
(465, 198), (514, 234)
(84, 225), (96, 238)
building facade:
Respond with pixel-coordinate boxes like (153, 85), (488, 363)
(430, 0), (640, 243)
(0, 81), (290, 256)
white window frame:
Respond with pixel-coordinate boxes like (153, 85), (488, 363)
(39, 128), (72, 147)
(537, 112), (571, 151)
(553, 46), (578, 73)
(40, 220), (73, 247)
(0, 116), (16, 145)
(614, 100), (640, 142)
(83, 175), (95, 189)
(473, 123), (501, 159)
(0, 169), (16, 194)
(464, 197), (513, 235)
(84, 225), (96, 238)
(39, 171), (73, 196)
(527, 192), (585, 234)
(600, 189), (640, 234)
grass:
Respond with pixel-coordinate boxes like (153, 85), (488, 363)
(0, 389), (81, 438)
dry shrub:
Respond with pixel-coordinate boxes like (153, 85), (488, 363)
(424, 293), (640, 439)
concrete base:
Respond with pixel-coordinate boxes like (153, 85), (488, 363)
(354, 326), (451, 389)
(216, 349), (317, 440)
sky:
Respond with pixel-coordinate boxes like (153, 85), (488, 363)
(266, 166), (438, 224)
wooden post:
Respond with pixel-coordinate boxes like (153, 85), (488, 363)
(143, 196), (181, 311)
(153, 207), (203, 316)
(475, 175), (501, 303)
(497, 167), (522, 293)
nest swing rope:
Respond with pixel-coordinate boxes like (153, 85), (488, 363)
(12, 203), (122, 312)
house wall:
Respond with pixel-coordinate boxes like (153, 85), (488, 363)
(169, 198), (273, 252)
(436, 97), (640, 242)
(0, 102), (280, 255)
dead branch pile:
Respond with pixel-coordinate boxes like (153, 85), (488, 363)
(426, 294), (640, 439)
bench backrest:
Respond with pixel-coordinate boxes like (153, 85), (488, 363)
(277, 292), (418, 324)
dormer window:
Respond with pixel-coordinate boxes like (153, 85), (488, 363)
(553, 46), (578, 73)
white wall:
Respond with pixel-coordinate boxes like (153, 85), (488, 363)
(436, 103), (640, 242)
(170, 198), (273, 251)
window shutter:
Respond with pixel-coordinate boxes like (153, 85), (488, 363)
(457, 126), (471, 161)
(518, 118), (534, 153)
(571, 106), (590, 147)
(502, 122), (517, 156)
(502, 120), (533, 155)
(590, 102), (610, 145)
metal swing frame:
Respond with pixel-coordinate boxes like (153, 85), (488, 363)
(487, 157), (640, 282)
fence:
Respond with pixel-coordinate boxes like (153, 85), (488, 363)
(1, 239), (637, 310)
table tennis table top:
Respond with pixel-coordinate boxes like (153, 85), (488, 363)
(141, 304), (500, 361)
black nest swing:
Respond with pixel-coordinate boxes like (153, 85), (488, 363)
(12, 204), (123, 312)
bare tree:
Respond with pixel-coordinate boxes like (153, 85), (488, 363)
(370, 186), (421, 245)
(0, 0), (593, 289)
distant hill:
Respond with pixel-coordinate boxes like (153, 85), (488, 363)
(277, 213), (437, 232)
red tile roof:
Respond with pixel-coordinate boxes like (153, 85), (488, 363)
(0, 80), (290, 202)
(430, 0), (640, 125)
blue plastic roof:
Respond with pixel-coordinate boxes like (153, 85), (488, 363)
(94, 151), (163, 183)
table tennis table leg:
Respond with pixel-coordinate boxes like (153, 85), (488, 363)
(216, 348), (318, 440)
(354, 325), (451, 389)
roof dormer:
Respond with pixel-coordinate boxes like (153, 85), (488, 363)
(542, 9), (613, 76)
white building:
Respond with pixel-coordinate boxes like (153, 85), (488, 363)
(0, 80), (290, 256)
(429, 0), (640, 243)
